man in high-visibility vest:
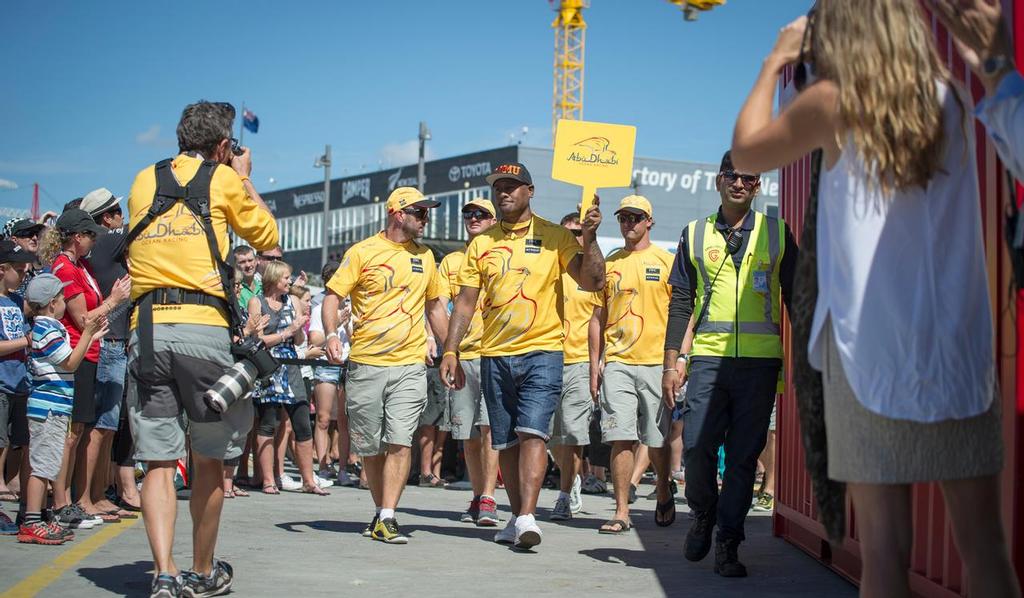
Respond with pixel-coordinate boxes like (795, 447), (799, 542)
(661, 151), (797, 578)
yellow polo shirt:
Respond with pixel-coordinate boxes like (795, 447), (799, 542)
(438, 248), (485, 361)
(603, 245), (674, 365)
(327, 232), (440, 367)
(561, 272), (601, 365)
(127, 154), (278, 328)
(457, 216), (581, 357)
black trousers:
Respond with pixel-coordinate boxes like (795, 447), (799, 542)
(682, 356), (779, 542)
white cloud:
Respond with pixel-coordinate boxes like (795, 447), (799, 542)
(136, 124), (162, 145)
(0, 178), (17, 190)
(378, 139), (434, 167)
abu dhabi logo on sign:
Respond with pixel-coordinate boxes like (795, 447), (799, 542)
(567, 137), (620, 166)
(448, 161), (493, 183)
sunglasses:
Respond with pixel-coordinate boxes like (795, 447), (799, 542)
(14, 231), (39, 239)
(793, 6), (817, 91)
(261, 255), (283, 262)
(720, 170), (761, 187)
(568, 229), (583, 237)
(401, 207), (429, 221)
(616, 213), (647, 225)
(462, 209), (491, 221)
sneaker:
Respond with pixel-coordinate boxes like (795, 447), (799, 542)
(671, 469), (686, 482)
(460, 497), (480, 523)
(371, 517), (408, 544)
(314, 474), (333, 490)
(278, 474), (303, 492)
(494, 516), (517, 544)
(0, 511), (18, 535)
(477, 496), (499, 527)
(569, 474), (583, 514)
(362, 515), (378, 538)
(752, 492), (774, 512)
(150, 573), (183, 598)
(17, 520), (67, 545)
(182, 559), (233, 597)
(513, 516), (542, 550)
(580, 474), (607, 495)
(47, 521), (74, 541)
(714, 539), (748, 577)
(68, 503), (102, 528)
(550, 495), (572, 521)
(684, 510), (715, 562)
(54, 505), (85, 529)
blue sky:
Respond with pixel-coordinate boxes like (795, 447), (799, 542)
(0, 0), (812, 213)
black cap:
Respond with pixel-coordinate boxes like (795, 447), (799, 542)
(0, 239), (36, 264)
(55, 209), (105, 236)
(10, 219), (45, 238)
(485, 162), (533, 186)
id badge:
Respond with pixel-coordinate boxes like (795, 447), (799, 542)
(752, 271), (769, 293)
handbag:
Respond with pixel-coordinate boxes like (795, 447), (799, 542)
(789, 149), (846, 545)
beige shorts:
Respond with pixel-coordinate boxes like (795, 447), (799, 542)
(345, 361), (427, 456)
(419, 368), (448, 428)
(549, 362), (594, 446)
(600, 362), (669, 447)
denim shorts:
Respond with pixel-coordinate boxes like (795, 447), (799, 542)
(95, 339), (128, 431)
(480, 351), (563, 450)
(314, 364), (344, 385)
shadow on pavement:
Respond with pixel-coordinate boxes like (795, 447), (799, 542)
(77, 560), (152, 597)
(275, 519), (366, 534)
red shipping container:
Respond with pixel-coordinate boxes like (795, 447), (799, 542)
(773, 2), (1024, 595)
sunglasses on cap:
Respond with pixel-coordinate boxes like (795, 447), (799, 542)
(462, 209), (491, 221)
(401, 207), (429, 221)
(720, 170), (760, 187)
(616, 213), (648, 225)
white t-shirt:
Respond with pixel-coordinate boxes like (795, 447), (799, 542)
(310, 292), (351, 363)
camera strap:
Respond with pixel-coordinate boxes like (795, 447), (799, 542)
(122, 158), (245, 377)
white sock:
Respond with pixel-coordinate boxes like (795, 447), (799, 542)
(379, 508), (395, 520)
(558, 491), (570, 501)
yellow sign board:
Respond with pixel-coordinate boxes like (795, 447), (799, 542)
(552, 119), (637, 217)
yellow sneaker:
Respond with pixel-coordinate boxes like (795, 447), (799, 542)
(371, 517), (409, 544)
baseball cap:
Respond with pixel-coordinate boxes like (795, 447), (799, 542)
(615, 195), (652, 218)
(9, 219), (45, 239)
(55, 209), (106, 236)
(385, 187), (440, 213)
(485, 162), (533, 186)
(462, 198), (495, 218)
(25, 273), (70, 305)
(80, 188), (121, 218)
(0, 240), (36, 264)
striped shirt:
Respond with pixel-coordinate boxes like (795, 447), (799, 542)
(27, 316), (74, 419)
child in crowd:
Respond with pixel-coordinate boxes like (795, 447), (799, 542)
(18, 274), (107, 545)
(0, 240), (37, 535)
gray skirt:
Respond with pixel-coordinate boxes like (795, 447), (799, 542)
(822, 324), (1003, 484)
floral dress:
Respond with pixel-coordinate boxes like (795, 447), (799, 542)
(253, 294), (297, 405)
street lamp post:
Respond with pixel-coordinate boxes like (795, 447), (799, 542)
(418, 122), (431, 193)
(314, 144), (332, 269)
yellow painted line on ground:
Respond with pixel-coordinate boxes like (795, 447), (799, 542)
(1, 517), (140, 598)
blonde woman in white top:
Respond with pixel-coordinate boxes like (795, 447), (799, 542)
(730, 2), (1019, 597)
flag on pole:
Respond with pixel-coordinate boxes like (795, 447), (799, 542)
(242, 109), (259, 134)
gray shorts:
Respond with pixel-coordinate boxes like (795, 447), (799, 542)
(600, 362), (670, 447)
(549, 362), (594, 446)
(448, 359), (489, 440)
(28, 413), (69, 481)
(419, 368), (448, 428)
(127, 324), (254, 462)
(345, 361), (427, 456)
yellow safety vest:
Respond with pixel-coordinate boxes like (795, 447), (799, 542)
(686, 210), (785, 359)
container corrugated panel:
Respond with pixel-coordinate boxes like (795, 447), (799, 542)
(772, 2), (1024, 594)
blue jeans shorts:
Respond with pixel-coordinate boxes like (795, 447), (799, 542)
(480, 351), (563, 450)
(314, 364), (345, 386)
(95, 339), (128, 431)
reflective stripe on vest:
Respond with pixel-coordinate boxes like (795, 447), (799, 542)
(688, 211), (785, 359)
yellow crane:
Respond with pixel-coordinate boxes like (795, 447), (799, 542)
(551, 0), (725, 139)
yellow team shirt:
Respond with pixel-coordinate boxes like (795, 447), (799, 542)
(438, 249), (484, 361)
(603, 245), (674, 365)
(458, 216), (581, 357)
(561, 272), (601, 365)
(128, 154), (279, 328)
(327, 232), (440, 367)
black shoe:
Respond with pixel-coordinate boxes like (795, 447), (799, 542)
(150, 573), (183, 598)
(627, 484), (638, 504)
(181, 559), (233, 597)
(714, 539), (748, 577)
(362, 515), (379, 538)
(684, 510), (715, 562)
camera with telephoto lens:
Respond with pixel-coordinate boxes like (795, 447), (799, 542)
(203, 336), (279, 413)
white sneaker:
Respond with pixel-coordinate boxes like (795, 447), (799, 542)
(278, 474), (303, 491)
(569, 474), (583, 514)
(315, 475), (333, 489)
(494, 516), (517, 544)
(514, 515), (542, 550)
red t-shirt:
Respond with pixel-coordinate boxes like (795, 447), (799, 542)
(51, 253), (102, 363)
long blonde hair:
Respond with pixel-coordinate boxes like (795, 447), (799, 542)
(812, 0), (950, 193)
(37, 227), (70, 266)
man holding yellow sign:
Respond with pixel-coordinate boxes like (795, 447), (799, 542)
(440, 161), (604, 551)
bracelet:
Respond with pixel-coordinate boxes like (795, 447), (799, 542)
(239, 176), (250, 184)
(326, 332), (339, 340)
(442, 351), (458, 359)
(677, 354), (688, 363)
(663, 367), (678, 373)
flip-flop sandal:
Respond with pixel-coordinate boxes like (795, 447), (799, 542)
(231, 486), (249, 498)
(262, 484), (280, 495)
(655, 498), (676, 527)
(0, 491), (18, 502)
(93, 511), (120, 523)
(419, 474), (445, 488)
(116, 498), (142, 512)
(598, 519), (632, 534)
(108, 507), (138, 520)
(301, 485), (329, 496)
(223, 490), (236, 499)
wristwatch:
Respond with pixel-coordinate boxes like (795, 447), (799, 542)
(983, 54), (1010, 77)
